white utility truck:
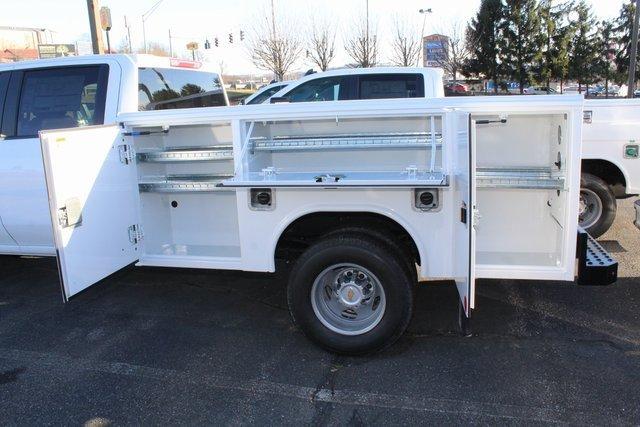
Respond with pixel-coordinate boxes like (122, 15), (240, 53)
(0, 54), (227, 257)
(39, 94), (617, 354)
(270, 68), (640, 237)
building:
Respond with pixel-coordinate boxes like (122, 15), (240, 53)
(0, 26), (56, 63)
(423, 34), (449, 69)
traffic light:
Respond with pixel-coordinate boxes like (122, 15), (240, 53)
(214, 37), (219, 47)
(204, 39), (211, 49)
(228, 33), (233, 44)
(240, 30), (244, 41)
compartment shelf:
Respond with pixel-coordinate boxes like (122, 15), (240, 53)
(139, 174), (234, 193)
(136, 145), (234, 163)
(476, 167), (564, 190)
(251, 132), (442, 152)
(220, 170), (448, 188)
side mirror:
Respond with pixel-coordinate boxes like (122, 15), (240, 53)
(270, 96), (290, 104)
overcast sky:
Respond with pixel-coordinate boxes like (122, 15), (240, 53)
(4, 0), (629, 74)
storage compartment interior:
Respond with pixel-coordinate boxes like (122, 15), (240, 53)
(132, 123), (241, 261)
(227, 115), (446, 186)
(474, 113), (569, 268)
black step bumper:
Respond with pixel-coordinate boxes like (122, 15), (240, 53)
(576, 227), (618, 286)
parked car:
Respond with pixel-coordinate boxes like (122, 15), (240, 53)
(240, 80), (292, 105)
(523, 86), (558, 95)
(0, 54), (228, 257)
(444, 82), (469, 95)
(270, 67), (444, 103)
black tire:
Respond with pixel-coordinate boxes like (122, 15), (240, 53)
(320, 227), (418, 282)
(580, 173), (616, 238)
(287, 234), (414, 355)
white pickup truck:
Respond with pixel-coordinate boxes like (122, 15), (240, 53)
(268, 68), (640, 237)
(0, 54), (227, 256)
(39, 93), (617, 354)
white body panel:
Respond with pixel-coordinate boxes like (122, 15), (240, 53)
(583, 98), (640, 195)
(40, 125), (140, 300)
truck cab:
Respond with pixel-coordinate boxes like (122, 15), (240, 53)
(269, 67), (444, 103)
(0, 54), (227, 257)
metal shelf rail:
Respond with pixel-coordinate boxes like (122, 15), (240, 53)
(250, 132), (443, 152)
(136, 146), (234, 163)
(139, 174), (234, 193)
(476, 167), (565, 190)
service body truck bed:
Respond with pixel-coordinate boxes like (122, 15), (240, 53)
(40, 94), (617, 354)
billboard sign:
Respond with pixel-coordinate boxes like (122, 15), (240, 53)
(38, 44), (76, 59)
(424, 34), (449, 68)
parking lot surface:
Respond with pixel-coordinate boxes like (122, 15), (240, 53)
(0, 199), (638, 424)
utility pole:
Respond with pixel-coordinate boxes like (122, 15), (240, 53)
(142, 0), (165, 54)
(270, 0), (276, 38)
(124, 16), (132, 53)
(365, 0), (369, 66)
(86, 0), (105, 54)
(168, 29), (173, 57)
(628, 0), (640, 98)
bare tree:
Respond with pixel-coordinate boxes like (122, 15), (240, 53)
(307, 19), (337, 71)
(344, 18), (378, 67)
(248, 9), (303, 80)
(390, 17), (421, 67)
(136, 42), (170, 57)
(434, 22), (470, 83)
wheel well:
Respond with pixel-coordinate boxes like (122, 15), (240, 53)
(582, 159), (627, 197)
(275, 212), (421, 266)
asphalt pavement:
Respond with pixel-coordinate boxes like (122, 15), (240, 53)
(0, 199), (638, 424)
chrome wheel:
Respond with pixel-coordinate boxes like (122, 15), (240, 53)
(579, 188), (603, 229)
(310, 264), (386, 336)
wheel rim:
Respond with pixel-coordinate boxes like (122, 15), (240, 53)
(310, 263), (386, 336)
(579, 189), (603, 229)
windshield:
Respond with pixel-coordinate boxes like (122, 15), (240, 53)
(138, 68), (227, 111)
(247, 84), (286, 105)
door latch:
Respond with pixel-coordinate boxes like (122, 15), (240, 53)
(460, 202), (467, 224)
(57, 198), (82, 228)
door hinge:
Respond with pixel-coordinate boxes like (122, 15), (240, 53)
(472, 205), (481, 229)
(118, 144), (134, 165)
(128, 224), (143, 244)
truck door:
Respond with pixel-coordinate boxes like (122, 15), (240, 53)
(453, 113), (476, 318)
(0, 65), (109, 254)
(40, 125), (139, 301)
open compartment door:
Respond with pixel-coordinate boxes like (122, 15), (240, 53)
(40, 125), (139, 301)
(453, 113), (476, 319)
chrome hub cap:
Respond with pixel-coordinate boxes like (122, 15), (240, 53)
(311, 264), (386, 336)
(579, 189), (603, 229)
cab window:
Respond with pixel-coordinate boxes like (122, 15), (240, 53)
(138, 68), (227, 110)
(358, 74), (424, 99)
(285, 77), (346, 102)
(16, 66), (108, 137)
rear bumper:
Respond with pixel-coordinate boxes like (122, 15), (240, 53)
(635, 199), (640, 230)
(576, 227), (618, 286)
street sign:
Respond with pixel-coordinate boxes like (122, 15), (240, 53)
(38, 44), (76, 59)
(186, 42), (198, 51)
(100, 7), (112, 31)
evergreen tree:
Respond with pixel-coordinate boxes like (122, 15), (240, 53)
(568, 0), (600, 93)
(499, 0), (543, 94)
(596, 20), (619, 97)
(615, 1), (640, 84)
(550, 13), (574, 93)
(464, 0), (504, 93)
(534, 0), (573, 91)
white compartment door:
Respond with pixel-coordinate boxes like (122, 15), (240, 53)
(453, 113), (476, 316)
(40, 125), (139, 301)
